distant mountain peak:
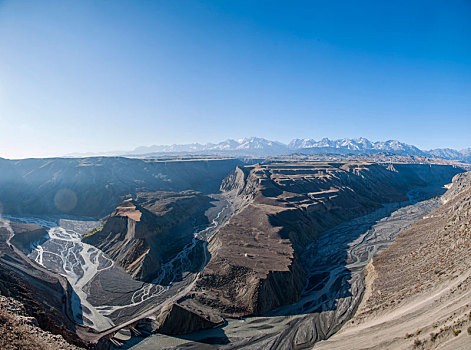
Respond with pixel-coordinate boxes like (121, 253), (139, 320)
(124, 137), (470, 163)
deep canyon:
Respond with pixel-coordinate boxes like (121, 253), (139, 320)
(0, 156), (469, 349)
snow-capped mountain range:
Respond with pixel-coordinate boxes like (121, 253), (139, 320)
(130, 137), (288, 156)
(287, 137), (424, 155)
(126, 137), (471, 163)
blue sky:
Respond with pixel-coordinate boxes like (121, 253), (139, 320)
(0, 0), (470, 158)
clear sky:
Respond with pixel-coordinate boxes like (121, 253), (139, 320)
(1, 0), (471, 158)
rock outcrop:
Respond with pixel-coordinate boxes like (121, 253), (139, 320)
(84, 191), (212, 282)
(10, 222), (48, 254)
(139, 300), (225, 336)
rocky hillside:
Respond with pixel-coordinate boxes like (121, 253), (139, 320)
(315, 171), (471, 349)
(0, 295), (81, 350)
(9, 222), (48, 254)
(83, 191), (213, 282)
(185, 162), (462, 318)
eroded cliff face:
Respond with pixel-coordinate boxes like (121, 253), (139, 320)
(84, 191), (213, 282)
(9, 222), (48, 254)
(138, 299), (225, 336)
(189, 162), (462, 318)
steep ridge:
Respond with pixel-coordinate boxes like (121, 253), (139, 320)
(84, 191), (213, 282)
(314, 171), (471, 349)
(186, 162), (462, 318)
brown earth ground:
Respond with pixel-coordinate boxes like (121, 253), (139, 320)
(0, 295), (82, 350)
